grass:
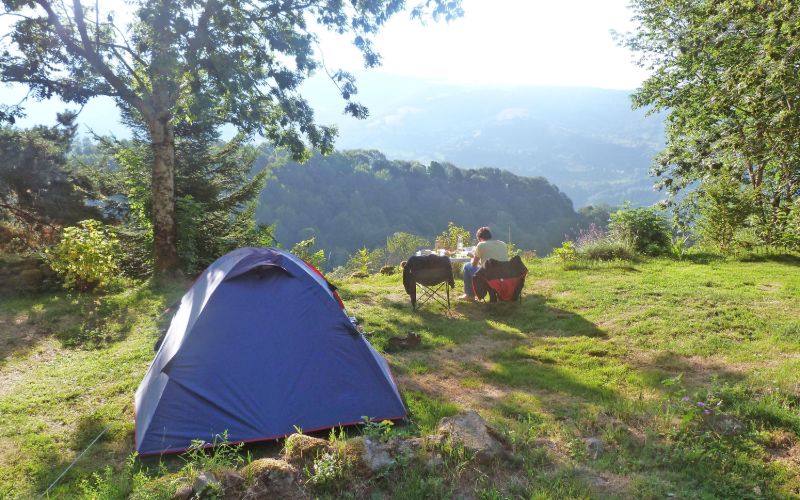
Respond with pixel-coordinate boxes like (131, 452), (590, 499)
(1, 255), (799, 497)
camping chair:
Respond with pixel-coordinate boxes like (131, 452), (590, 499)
(472, 256), (528, 303)
(402, 254), (455, 312)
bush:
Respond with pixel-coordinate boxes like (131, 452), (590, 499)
(609, 204), (670, 255)
(572, 223), (636, 261)
(577, 239), (637, 261)
(46, 219), (120, 291)
(290, 237), (327, 269)
(436, 222), (471, 251)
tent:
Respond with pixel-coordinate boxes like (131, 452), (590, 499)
(134, 247), (406, 456)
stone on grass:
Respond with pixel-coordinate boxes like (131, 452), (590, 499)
(350, 271), (369, 279)
(192, 471), (219, 496)
(707, 413), (745, 436)
(218, 469), (245, 498)
(240, 458), (300, 499)
(348, 436), (394, 472)
(584, 437), (604, 459)
(434, 411), (508, 463)
(172, 486), (193, 500)
(282, 433), (331, 465)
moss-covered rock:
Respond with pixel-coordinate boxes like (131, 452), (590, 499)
(282, 434), (331, 466)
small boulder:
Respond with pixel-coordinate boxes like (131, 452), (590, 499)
(350, 271), (369, 279)
(172, 486), (193, 500)
(349, 436), (394, 473)
(218, 469), (246, 498)
(386, 332), (421, 352)
(584, 437), (604, 459)
(242, 458), (297, 485)
(434, 411), (508, 463)
(707, 413), (745, 436)
(282, 433), (331, 466)
(379, 266), (396, 275)
(192, 471), (220, 497)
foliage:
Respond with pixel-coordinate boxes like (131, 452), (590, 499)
(0, 113), (100, 251)
(0, 0), (463, 273)
(290, 237), (326, 270)
(342, 246), (386, 275)
(181, 432), (245, 476)
(304, 450), (349, 493)
(361, 416), (395, 440)
(258, 150), (581, 267)
(437, 222), (472, 251)
(619, 0), (800, 249)
(608, 204), (670, 255)
(696, 177), (757, 253)
(386, 232), (430, 265)
(572, 223), (637, 261)
(552, 241), (577, 262)
(102, 128), (273, 275)
(577, 204), (613, 231)
(47, 219), (120, 291)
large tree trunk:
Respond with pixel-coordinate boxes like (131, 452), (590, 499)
(149, 117), (180, 277)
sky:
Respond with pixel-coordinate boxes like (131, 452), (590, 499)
(0, 0), (648, 134)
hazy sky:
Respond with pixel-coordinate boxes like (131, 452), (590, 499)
(317, 0), (646, 89)
(1, 0), (647, 133)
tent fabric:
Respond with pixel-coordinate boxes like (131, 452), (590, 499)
(134, 247), (406, 456)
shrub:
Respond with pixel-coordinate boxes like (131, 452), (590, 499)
(47, 219), (120, 291)
(436, 222), (471, 251)
(608, 204), (670, 255)
(552, 241), (577, 262)
(573, 224), (636, 261)
(290, 237), (327, 269)
(386, 232), (430, 264)
(577, 239), (636, 261)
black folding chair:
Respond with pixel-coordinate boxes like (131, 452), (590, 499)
(402, 255), (455, 313)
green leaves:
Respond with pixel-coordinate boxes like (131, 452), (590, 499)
(46, 219), (121, 291)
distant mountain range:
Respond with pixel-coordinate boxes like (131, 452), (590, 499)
(6, 73), (667, 207)
(305, 74), (666, 207)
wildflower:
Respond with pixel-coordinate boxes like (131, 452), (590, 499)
(696, 402), (706, 407)
(682, 396), (690, 402)
(703, 409), (712, 415)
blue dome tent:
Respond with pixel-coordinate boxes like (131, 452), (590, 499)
(134, 247), (406, 456)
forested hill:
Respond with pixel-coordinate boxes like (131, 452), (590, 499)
(255, 150), (581, 267)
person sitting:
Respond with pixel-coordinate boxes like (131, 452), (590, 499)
(459, 226), (508, 301)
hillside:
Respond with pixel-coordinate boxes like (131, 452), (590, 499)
(256, 149), (582, 267)
(1, 256), (799, 498)
(305, 75), (666, 207)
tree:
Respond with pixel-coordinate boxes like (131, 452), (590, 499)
(1, 0), (463, 276)
(619, 1), (800, 246)
(0, 112), (99, 249)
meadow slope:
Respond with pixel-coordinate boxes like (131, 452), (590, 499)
(1, 256), (799, 498)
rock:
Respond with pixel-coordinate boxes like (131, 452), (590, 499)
(425, 453), (444, 470)
(218, 469), (245, 497)
(707, 413), (745, 436)
(172, 486), (193, 500)
(358, 437), (395, 472)
(240, 458), (301, 499)
(386, 332), (421, 352)
(434, 411), (508, 463)
(379, 266), (396, 275)
(242, 458), (297, 485)
(350, 271), (369, 279)
(584, 437), (604, 459)
(282, 433), (331, 466)
(192, 471), (220, 497)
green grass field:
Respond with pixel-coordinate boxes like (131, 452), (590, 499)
(1, 255), (799, 498)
